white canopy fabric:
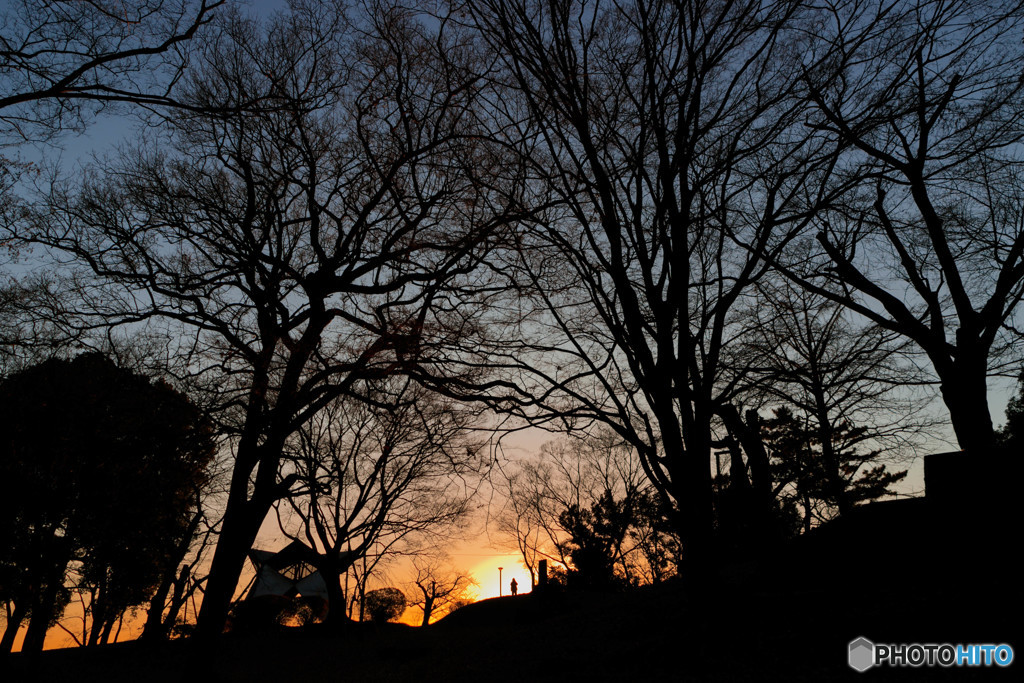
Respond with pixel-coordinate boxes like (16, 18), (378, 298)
(247, 542), (332, 600)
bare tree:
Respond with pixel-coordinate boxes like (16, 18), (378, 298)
(493, 463), (548, 589)
(734, 277), (934, 514)
(274, 378), (484, 625)
(2, 1), (222, 368)
(495, 432), (666, 587)
(0, 0), (223, 141)
(494, 452), (573, 585)
(787, 0), (1024, 456)
(453, 0), (841, 575)
(11, 2), (510, 637)
(341, 543), (398, 623)
(406, 557), (476, 626)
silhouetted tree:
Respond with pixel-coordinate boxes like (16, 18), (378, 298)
(457, 0), (843, 578)
(997, 372), (1024, 454)
(362, 587), (406, 624)
(627, 490), (680, 584)
(558, 491), (635, 588)
(12, 2), (513, 637)
(274, 379), (483, 625)
(0, 0), (223, 141)
(785, 0), (1024, 457)
(761, 407), (907, 532)
(0, 353), (213, 652)
(407, 559), (476, 626)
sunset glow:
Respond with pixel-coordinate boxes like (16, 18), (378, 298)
(468, 555), (531, 601)
(3, 0), (1021, 678)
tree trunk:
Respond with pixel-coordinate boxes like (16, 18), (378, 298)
(718, 405), (774, 500)
(420, 595), (434, 627)
(716, 404), (781, 545)
(802, 494), (813, 534)
(0, 599), (28, 653)
(87, 580), (107, 647)
(811, 390), (850, 516)
(162, 566), (190, 636)
(676, 421), (715, 586)
(742, 410), (774, 500)
(143, 564), (190, 641)
(194, 497), (268, 639)
(320, 553), (351, 627)
(142, 571), (175, 640)
(357, 555), (368, 621)
(940, 356), (996, 458)
(143, 510), (201, 641)
(100, 615), (116, 645)
(194, 405), (293, 639)
(22, 574), (63, 653)
(727, 437), (750, 492)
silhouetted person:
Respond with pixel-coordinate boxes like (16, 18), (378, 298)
(510, 578), (518, 596)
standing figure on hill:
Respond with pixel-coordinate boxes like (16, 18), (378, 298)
(510, 578), (518, 596)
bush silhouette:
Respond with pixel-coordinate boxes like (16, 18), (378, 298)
(363, 588), (406, 623)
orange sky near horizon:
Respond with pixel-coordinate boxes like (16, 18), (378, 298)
(467, 554), (531, 601)
(6, 416), (947, 652)
(15, 548), (531, 649)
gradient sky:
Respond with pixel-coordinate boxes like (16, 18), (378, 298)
(9, 0), (1023, 652)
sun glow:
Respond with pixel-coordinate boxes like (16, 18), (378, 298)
(469, 555), (530, 601)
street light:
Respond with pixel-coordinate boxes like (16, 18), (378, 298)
(498, 566), (503, 597)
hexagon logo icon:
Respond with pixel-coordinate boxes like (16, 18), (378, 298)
(849, 637), (875, 672)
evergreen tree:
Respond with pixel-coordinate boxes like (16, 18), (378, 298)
(761, 407), (907, 532)
(0, 353), (214, 651)
(997, 373), (1024, 454)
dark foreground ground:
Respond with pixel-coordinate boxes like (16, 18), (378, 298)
(5, 500), (1020, 682)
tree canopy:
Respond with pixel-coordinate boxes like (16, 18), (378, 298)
(998, 373), (1024, 454)
(0, 353), (214, 651)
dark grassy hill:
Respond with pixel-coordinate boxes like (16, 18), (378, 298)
(5, 500), (1019, 682)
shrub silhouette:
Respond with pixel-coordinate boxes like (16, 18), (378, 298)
(363, 588), (406, 623)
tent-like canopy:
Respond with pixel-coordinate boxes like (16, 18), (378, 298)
(247, 540), (329, 600)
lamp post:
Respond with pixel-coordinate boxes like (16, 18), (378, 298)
(499, 566), (503, 597)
